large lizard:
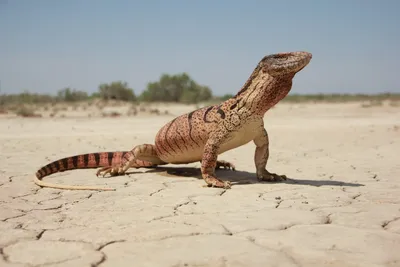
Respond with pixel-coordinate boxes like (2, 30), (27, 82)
(34, 51), (312, 191)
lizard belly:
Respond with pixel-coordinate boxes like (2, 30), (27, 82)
(218, 119), (261, 154)
(155, 117), (262, 164)
(157, 141), (205, 164)
(155, 129), (207, 164)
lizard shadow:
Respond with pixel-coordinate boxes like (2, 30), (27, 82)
(126, 166), (364, 188)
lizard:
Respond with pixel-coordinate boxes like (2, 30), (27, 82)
(34, 51), (312, 191)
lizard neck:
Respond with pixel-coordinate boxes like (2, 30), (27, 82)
(235, 71), (294, 116)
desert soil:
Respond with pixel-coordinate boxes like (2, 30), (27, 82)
(0, 102), (399, 267)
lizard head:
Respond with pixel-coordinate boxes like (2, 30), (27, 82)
(234, 51), (312, 105)
(259, 51), (312, 76)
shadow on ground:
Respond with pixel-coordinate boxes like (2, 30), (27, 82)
(126, 166), (364, 188)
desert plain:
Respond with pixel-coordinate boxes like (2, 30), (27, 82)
(0, 100), (399, 267)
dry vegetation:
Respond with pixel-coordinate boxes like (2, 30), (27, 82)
(0, 98), (174, 119)
(0, 92), (398, 119)
(14, 106), (42, 118)
(0, 76), (399, 119)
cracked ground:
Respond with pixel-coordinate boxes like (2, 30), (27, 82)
(1, 103), (400, 267)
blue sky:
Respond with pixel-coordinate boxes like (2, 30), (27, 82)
(1, 0), (399, 95)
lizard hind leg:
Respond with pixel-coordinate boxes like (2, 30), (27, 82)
(215, 160), (236, 171)
(199, 160), (236, 171)
(96, 144), (165, 177)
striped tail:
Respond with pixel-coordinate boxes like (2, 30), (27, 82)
(34, 151), (130, 191)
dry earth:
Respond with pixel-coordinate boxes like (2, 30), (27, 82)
(0, 102), (399, 267)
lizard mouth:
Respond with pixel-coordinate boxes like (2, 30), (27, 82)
(263, 51), (312, 75)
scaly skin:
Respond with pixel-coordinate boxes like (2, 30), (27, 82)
(34, 51), (312, 191)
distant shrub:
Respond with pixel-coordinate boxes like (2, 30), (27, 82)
(57, 88), (89, 102)
(98, 81), (136, 102)
(15, 106), (41, 117)
(139, 73), (213, 104)
(282, 93), (400, 103)
(217, 94), (234, 101)
(0, 92), (55, 105)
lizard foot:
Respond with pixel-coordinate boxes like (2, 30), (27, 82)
(215, 160), (236, 171)
(257, 170), (287, 182)
(203, 175), (232, 189)
(96, 165), (126, 177)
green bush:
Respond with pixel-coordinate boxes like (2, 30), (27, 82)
(57, 88), (88, 102)
(98, 81), (136, 101)
(217, 94), (234, 101)
(140, 73), (213, 104)
(0, 92), (55, 105)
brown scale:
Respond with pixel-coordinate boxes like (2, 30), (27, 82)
(87, 153), (99, 167)
(171, 119), (191, 152)
(155, 121), (174, 157)
(187, 109), (208, 147)
(162, 119), (181, 155)
(164, 118), (186, 154)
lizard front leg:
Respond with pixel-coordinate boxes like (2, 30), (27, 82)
(201, 134), (232, 189)
(96, 144), (166, 177)
(254, 128), (287, 182)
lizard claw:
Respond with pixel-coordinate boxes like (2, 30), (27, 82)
(257, 170), (287, 182)
(216, 160), (236, 171)
(222, 181), (232, 189)
(96, 167), (112, 177)
(96, 166), (125, 177)
(204, 175), (232, 189)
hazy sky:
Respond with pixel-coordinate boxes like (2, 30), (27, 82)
(1, 0), (399, 95)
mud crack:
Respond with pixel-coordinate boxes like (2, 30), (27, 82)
(149, 182), (168, 196)
(173, 200), (191, 213)
(0, 248), (8, 263)
(275, 197), (283, 208)
(219, 189), (227, 196)
(324, 214), (332, 224)
(220, 224), (233, 236)
(93, 240), (126, 267)
(36, 229), (46, 240)
(149, 188), (165, 197)
(382, 217), (400, 229)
